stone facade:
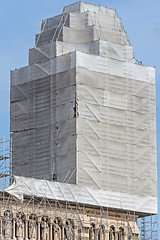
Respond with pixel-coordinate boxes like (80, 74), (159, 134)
(0, 194), (140, 240)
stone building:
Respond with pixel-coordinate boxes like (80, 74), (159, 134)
(7, 2), (158, 239)
(1, 176), (140, 240)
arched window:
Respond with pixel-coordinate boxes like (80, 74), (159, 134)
(109, 225), (116, 240)
(118, 227), (125, 240)
(98, 224), (105, 240)
(89, 222), (95, 240)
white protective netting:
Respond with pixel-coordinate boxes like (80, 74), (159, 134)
(10, 2), (157, 212)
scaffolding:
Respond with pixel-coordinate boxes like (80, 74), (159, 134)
(0, 137), (158, 239)
(0, 182), (159, 240)
(10, 2), (157, 200)
(0, 138), (11, 190)
(7, 2), (158, 240)
(138, 215), (158, 240)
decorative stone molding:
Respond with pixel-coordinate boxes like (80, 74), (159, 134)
(0, 195), (140, 240)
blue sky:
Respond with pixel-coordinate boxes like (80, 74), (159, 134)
(0, 0), (160, 234)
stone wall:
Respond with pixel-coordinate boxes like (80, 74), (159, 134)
(0, 195), (140, 240)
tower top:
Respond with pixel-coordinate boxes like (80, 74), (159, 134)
(63, 1), (116, 17)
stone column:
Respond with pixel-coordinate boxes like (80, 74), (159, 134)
(12, 219), (16, 240)
(37, 217), (41, 240)
(115, 232), (118, 240)
(0, 216), (3, 240)
(61, 221), (65, 240)
(102, 228), (105, 240)
(86, 227), (90, 240)
(49, 220), (53, 240)
(94, 225), (99, 240)
(105, 229), (109, 240)
(25, 216), (29, 240)
(12, 213), (16, 240)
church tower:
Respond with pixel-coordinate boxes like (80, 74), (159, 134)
(10, 3), (157, 237)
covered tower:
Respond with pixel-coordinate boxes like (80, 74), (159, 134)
(10, 1), (157, 215)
